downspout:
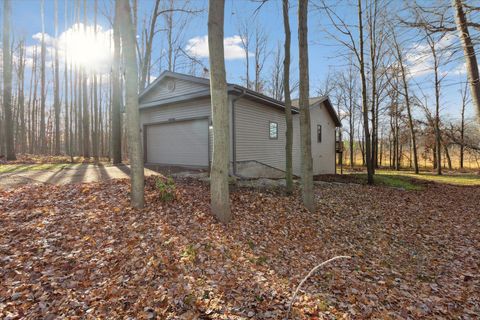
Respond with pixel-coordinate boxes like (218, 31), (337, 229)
(231, 88), (246, 176)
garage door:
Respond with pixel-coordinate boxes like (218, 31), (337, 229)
(146, 119), (209, 167)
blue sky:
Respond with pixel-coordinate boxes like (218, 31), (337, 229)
(6, 0), (475, 121)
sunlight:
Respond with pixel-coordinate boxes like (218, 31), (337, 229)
(59, 23), (113, 71)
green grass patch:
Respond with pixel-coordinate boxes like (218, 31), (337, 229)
(0, 163), (75, 174)
(350, 173), (422, 190)
(375, 169), (480, 186)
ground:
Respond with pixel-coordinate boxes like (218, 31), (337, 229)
(0, 163), (159, 189)
(0, 162), (479, 319)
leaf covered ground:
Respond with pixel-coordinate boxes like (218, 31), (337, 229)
(1, 177), (479, 319)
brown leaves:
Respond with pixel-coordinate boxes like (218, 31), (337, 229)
(0, 177), (479, 319)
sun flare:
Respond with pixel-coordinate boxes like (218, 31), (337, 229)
(59, 23), (113, 71)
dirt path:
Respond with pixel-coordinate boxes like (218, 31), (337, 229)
(0, 164), (159, 189)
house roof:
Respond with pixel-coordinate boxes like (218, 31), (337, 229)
(139, 71), (341, 127)
(139, 71), (298, 114)
(291, 96), (342, 127)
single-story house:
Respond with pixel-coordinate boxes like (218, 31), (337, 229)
(139, 71), (341, 178)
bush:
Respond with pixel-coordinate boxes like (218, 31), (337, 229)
(155, 176), (176, 202)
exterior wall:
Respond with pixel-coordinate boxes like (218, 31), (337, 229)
(139, 93), (336, 176)
(234, 98), (288, 172)
(141, 76), (208, 103)
(140, 98), (211, 125)
(309, 102), (336, 174)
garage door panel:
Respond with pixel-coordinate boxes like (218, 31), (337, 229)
(146, 119), (208, 166)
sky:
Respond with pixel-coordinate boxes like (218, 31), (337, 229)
(3, 0), (477, 122)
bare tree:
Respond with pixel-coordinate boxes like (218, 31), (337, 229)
(321, 0), (373, 184)
(389, 25), (419, 173)
(208, 0), (231, 223)
(452, 0), (480, 123)
(3, 0), (16, 160)
(283, 0), (293, 194)
(237, 19), (251, 89)
(254, 23), (268, 92)
(298, 0), (315, 211)
(117, 0), (145, 208)
(39, 0), (47, 153)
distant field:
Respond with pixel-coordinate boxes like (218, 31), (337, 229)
(330, 168), (480, 190)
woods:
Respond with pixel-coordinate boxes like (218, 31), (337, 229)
(1, 0), (480, 319)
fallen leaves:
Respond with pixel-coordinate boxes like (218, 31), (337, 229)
(0, 176), (479, 319)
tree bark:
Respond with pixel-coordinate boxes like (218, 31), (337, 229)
(298, 0), (315, 211)
(452, 0), (480, 123)
(40, 0), (47, 153)
(283, 0), (293, 194)
(208, 0), (231, 223)
(2, 0), (16, 160)
(358, 0), (373, 184)
(117, 0), (145, 209)
(111, 2), (122, 164)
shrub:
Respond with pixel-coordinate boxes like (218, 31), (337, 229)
(155, 176), (176, 202)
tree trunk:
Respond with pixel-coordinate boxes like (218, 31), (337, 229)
(358, 0), (373, 184)
(208, 0), (231, 223)
(111, 2), (122, 164)
(117, 0), (145, 209)
(2, 0), (16, 160)
(452, 0), (480, 123)
(40, 0), (47, 153)
(283, 0), (293, 194)
(298, 0), (314, 211)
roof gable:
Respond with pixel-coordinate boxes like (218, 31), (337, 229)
(291, 96), (342, 127)
(139, 71), (210, 104)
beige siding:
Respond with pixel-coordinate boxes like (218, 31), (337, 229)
(308, 102), (336, 174)
(141, 76), (208, 103)
(140, 98), (211, 125)
(235, 98), (288, 171)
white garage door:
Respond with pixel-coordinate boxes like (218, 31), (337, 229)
(146, 119), (209, 167)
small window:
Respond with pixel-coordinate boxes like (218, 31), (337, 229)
(317, 125), (322, 143)
(269, 122), (278, 139)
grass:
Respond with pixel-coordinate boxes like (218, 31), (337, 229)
(342, 168), (480, 190)
(375, 169), (480, 186)
(0, 163), (76, 174)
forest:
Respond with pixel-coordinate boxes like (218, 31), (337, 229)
(1, 0), (480, 319)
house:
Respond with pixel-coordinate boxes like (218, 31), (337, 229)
(139, 71), (341, 178)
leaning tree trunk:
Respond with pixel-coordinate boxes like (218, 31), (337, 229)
(208, 0), (231, 223)
(283, 0), (294, 194)
(117, 0), (145, 209)
(3, 0), (16, 160)
(298, 0), (315, 211)
(452, 0), (480, 124)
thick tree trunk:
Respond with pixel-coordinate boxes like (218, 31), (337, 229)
(117, 0), (145, 209)
(298, 0), (314, 211)
(358, 0), (373, 184)
(208, 0), (231, 223)
(2, 0), (16, 160)
(452, 0), (480, 123)
(111, 4), (122, 164)
(283, 0), (293, 194)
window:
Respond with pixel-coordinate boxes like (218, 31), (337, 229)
(269, 122), (278, 139)
(317, 125), (322, 143)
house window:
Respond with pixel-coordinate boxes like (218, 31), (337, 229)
(269, 122), (278, 139)
(317, 125), (322, 143)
